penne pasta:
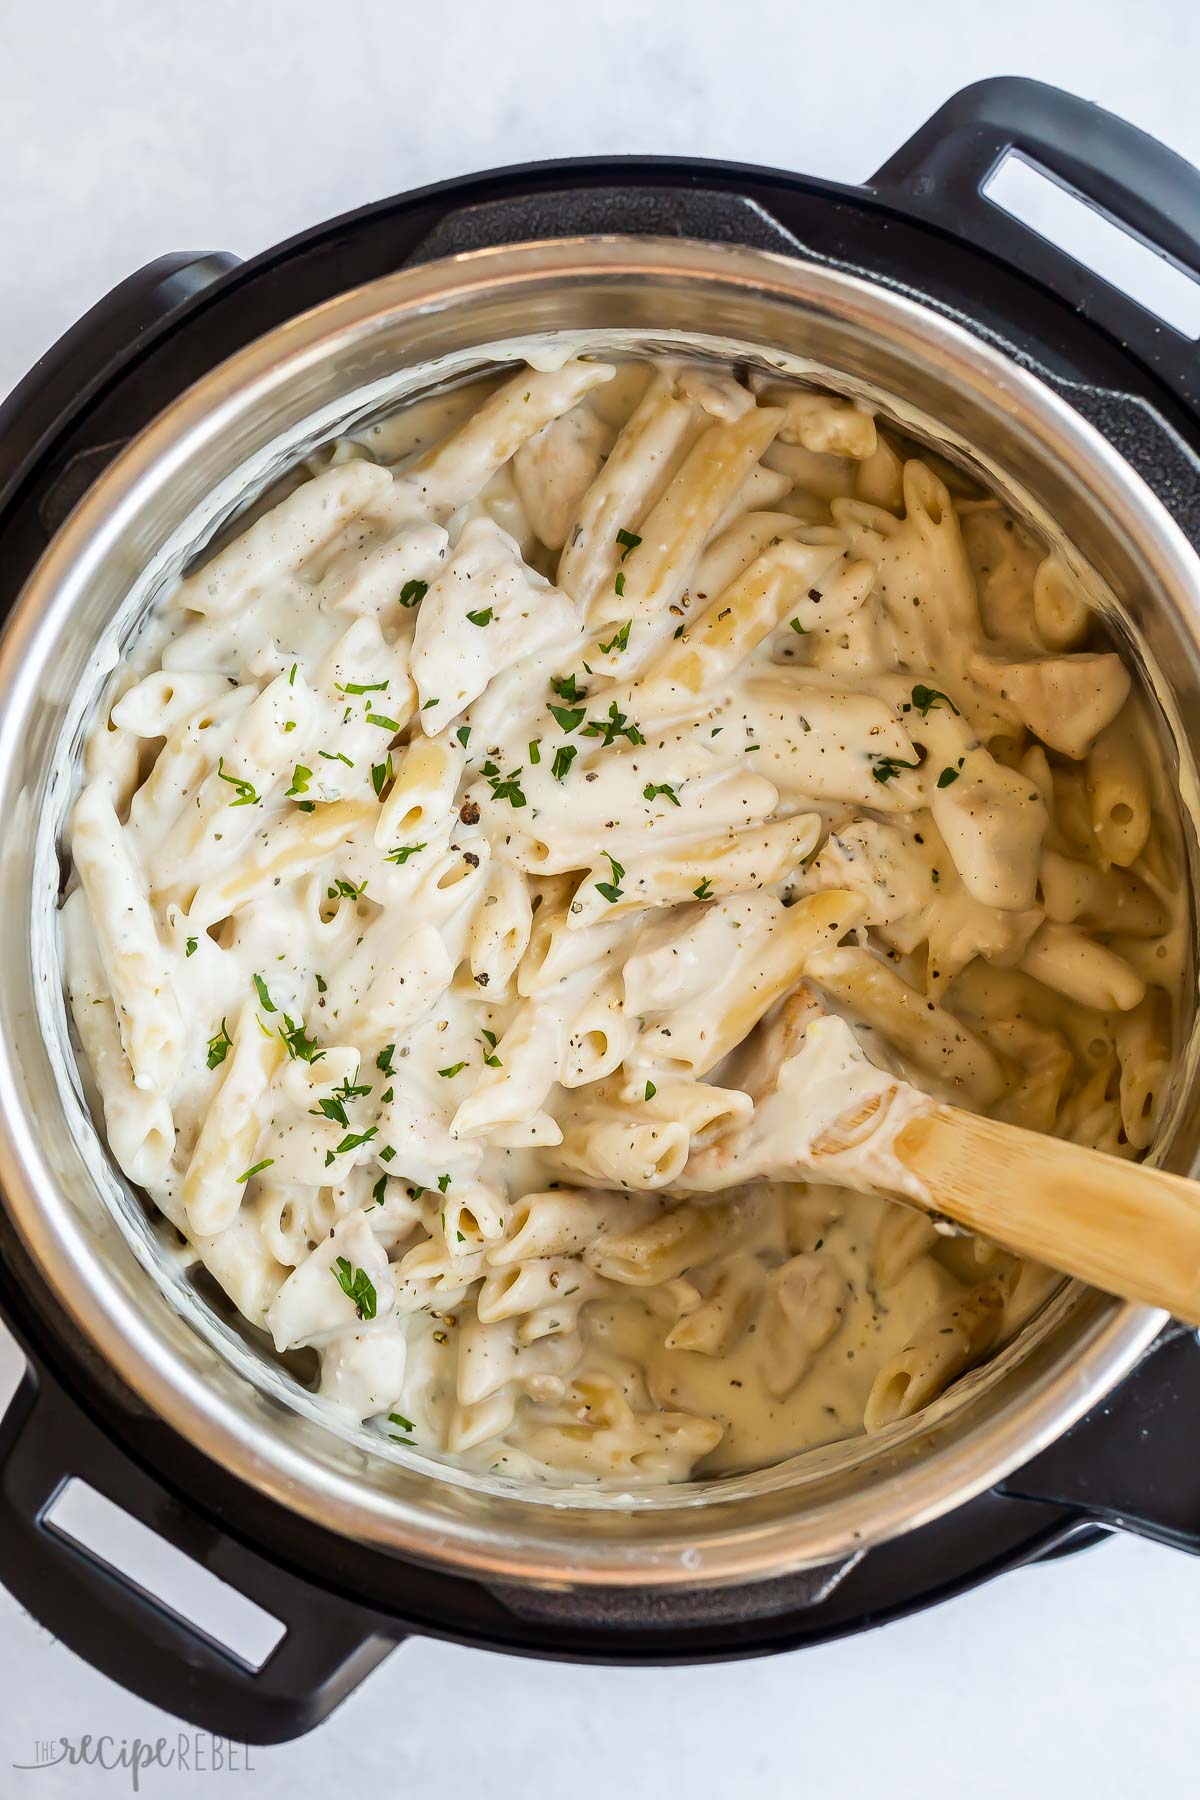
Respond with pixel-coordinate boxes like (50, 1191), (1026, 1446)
(62, 349), (1187, 1489)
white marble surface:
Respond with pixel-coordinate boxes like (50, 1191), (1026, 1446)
(2, 0), (1200, 1792)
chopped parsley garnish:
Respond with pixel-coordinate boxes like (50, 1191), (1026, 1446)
(252, 973), (277, 1013)
(371, 755), (393, 797)
(315, 974), (328, 994)
(338, 679), (389, 695)
(438, 1061), (468, 1079)
(328, 877), (367, 900)
(455, 725), (471, 748)
(437, 1173), (452, 1193)
(324, 1125), (378, 1166)
(318, 749), (354, 767)
(288, 763), (314, 803)
(389, 1411), (415, 1433)
(552, 672), (586, 704)
(466, 607), (493, 628)
(595, 852), (625, 905)
(484, 765), (527, 808)
(693, 877), (714, 900)
(480, 1028), (502, 1068)
(237, 1158), (274, 1183)
(583, 701), (644, 748)
(643, 781), (680, 807)
(599, 619), (632, 655)
(529, 738), (541, 764)
(789, 618), (807, 636)
(548, 703), (586, 733)
(615, 527), (642, 560)
(332, 1256), (377, 1320)
(279, 1014), (323, 1062)
(365, 711), (401, 732)
(206, 1019), (232, 1068)
(551, 744), (577, 782)
(283, 720), (297, 733)
(379, 1144), (396, 1162)
(672, 623), (685, 639)
(377, 1043), (396, 1076)
(422, 698), (439, 710)
(385, 842), (426, 864)
(908, 684), (960, 717)
(288, 662), (297, 686)
(644, 1080), (657, 1101)
(937, 763), (963, 788)
(185, 936), (198, 958)
(399, 579), (428, 608)
(372, 1174), (388, 1206)
(613, 574), (627, 600)
(216, 758), (258, 807)
(871, 756), (921, 785)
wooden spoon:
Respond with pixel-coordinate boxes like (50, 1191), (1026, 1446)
(685, 1009), (1200, 1324)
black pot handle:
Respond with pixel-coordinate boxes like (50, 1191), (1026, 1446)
(0, 251), (241, 526)
(871, 77), (1200, 409)
(0, 1333), (399, 1744)
(999, 1326), (1200, 1552)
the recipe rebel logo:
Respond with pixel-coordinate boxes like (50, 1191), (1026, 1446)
(12, 1732), (257, 1791)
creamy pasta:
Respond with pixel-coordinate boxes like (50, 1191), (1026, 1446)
(63, 354), (1188, 1484)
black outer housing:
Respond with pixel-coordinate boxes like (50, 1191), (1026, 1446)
(3, 77), (1200, 1741)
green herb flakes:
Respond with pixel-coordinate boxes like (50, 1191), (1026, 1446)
(871, 756), (921, 785)
(216, 758), (259, 807)
(600, 618), (631, 653)
(595, 851), (625, 905)
(583, 701), (644, 748)
(332, 1256), (378, 1320)
(908, 684), (960, 717)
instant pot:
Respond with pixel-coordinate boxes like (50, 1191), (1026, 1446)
(2, 77), (1200, 1743)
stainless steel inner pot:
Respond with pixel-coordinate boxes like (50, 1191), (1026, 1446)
(1, 236), (1199, 1592)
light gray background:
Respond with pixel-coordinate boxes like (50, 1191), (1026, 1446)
(2, 0), (1199, 1793)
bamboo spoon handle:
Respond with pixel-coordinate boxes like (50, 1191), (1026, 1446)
(892, 1105), (1200, 1323)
